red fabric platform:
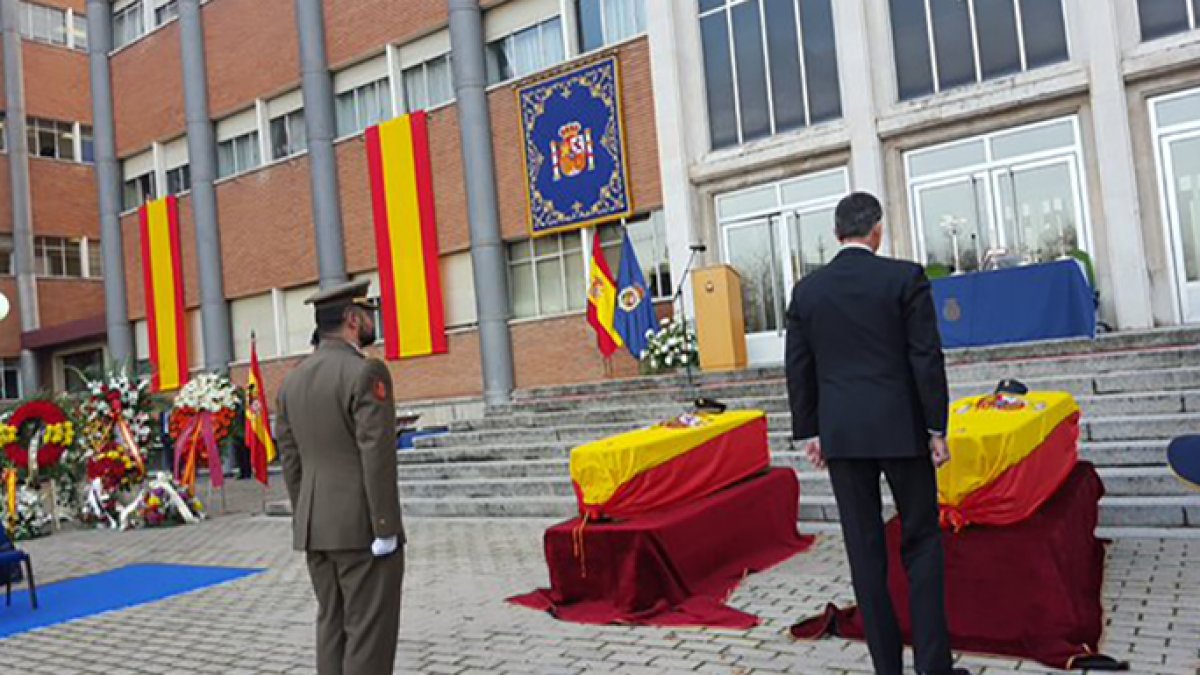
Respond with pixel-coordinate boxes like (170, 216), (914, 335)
(792, 463), (1126, 670)
(940, 413), (1080, 531)
(510, 468), (813, 628)
(573, 415), (770, 520)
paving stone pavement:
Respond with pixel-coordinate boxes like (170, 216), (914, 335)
(0, 516), (1196, 675)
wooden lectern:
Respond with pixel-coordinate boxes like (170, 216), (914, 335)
(691, 265), (748, 372)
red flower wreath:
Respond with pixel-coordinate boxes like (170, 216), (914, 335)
(3, 400), (70, 469)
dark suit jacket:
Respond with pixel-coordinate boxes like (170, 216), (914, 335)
(275, 339), (406, 552)
(785, 247), (949, 460)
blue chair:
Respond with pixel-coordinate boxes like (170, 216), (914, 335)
(0, 525), (38, 609)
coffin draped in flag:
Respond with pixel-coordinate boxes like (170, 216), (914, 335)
(365, 112), (447, 360)
(614, 232), (656, 359)
(138, 196), (189, 392)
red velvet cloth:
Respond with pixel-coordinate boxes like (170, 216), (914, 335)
(792, 463), (1125, 670)
(940, 413), (1080, 531)
(573, 416), (770, 520)
(510, 468), (813, 628)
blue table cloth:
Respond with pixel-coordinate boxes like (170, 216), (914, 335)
(930, 260), (1096, 350)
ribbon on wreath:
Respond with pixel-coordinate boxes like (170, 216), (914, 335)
(4, 468), (16, 534)
(105, 397), (146, 475)
(174, 412), (223, 490)
(84, 477), (118, 529)
(147, 472), (200, 525)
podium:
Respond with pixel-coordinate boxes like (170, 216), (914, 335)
(691, 265), (748, 372)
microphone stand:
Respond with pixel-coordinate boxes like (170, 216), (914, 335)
(671, 246), (703, 388)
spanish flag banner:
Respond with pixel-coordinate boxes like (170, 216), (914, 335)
(245, 334), (276, 487)
(365, 112), (447, 360)
(139, 196), (189, 392)
(586, 230), (623, 358)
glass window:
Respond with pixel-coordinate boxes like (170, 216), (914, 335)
(0, 112), (6, 153)
(61, 348), (104, 394)
(217, 131), (261, 178)
(123, 171), (155, 211)
(72, 13), (88, 51)
(335, 78), (393, 138)
(25, 118), (77, 161)
(1138, 0), (1195, 40)
(889, 0), (1069, 101)
(20, 2), (69, 47)
(700, 0), (842, 150)
(231, 293), (279, 361)
(112, 1), (144, 49)
(600, 212), (672, 300)
(80, 125), (94, 163)
(578, 0), (646, 52)
(402, 54), (454, 112)
(0, 234), (13, 276)
(166, 164), (190, 194)
(507, 230), (592, 319)
(905, 116), (1089, 274)
(486, 16), (566, 85)
(87, 239), (103, 278)
(270, 110), (307, 160)
(154, 0), (178, 26)
(35, 236), (84, 278)
(1156, 90), (1200, 128)
(0, 359), (21, 401)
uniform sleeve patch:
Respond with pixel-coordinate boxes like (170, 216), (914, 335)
(374, 379), (389, 401)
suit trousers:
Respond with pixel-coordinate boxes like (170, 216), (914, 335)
(827, 457), (953, 675)
(306, 547), (405, 675)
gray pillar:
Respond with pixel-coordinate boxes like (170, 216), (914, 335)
(179, 0), (233, 372)
(2, 0), (39, 390)
(294, 0), (347, 288)
(87, 0), (134, 369)
(449, 0), (515, 406)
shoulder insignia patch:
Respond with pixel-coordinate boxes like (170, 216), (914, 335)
(373, 379), (389, 402)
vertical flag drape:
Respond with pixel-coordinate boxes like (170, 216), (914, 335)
(139, 196), (189, 392)
(365, 111), (447, 361)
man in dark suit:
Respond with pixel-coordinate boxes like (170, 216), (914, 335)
(276, 280), (406, 675)
(786, 192), (965, 675)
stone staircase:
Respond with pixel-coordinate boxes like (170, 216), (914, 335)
(397, 328), (1200, 538)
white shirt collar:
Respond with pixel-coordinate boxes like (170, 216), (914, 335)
(840, 242), (875, 254)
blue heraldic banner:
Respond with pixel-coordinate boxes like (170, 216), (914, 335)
(518, 55), (632, 237)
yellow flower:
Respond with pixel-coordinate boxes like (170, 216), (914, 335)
(147, 496), (161, 507)
(193, 500), (204, 511)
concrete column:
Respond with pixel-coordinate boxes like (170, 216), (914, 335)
(646, 0), (707, 318)
(1079, 0), (1155, 329)
(179, 0), (234, 372)
(2, 0), (39, 390)
(449, 0), (515, 406)
(294, 0), (348, 289)
(86, 0), (135, 369)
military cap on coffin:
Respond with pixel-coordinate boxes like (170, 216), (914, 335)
(1166, 435), (1200, 491)
(306, 279), (379, 326)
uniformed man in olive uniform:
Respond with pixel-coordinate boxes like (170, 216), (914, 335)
(275, 279), (406, 675)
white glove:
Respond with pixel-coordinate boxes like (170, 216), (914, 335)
(371, 536), (398, 557)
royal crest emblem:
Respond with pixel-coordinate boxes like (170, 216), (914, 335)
(617, 283), (646, 312)
(943, 297), (962, 323)
(588, 278), (608, 302)
(551, 121), (594, 182)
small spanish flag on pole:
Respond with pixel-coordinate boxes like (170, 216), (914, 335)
(587, 229), (623, 360)
(245, 333), (276, 487)
(365, 111), (447, 361)
(139, 196), (189, 392)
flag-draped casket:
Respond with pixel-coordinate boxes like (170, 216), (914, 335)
(937, 391), (1081, 530)
(569, 411), (769, 520)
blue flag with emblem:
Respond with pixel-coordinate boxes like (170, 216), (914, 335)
(614, 232), (656, 360)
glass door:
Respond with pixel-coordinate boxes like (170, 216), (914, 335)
(723, 216), (788, 364)
(1162, 131), (1200, 322)
(992, 158), (1086, 264)
(913, 174), (995, 275)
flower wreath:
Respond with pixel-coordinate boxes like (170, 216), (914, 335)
(1, 400), (76, 471)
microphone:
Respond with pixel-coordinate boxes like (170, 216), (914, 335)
(689, 243), (707, 252)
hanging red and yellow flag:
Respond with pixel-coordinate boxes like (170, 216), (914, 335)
(245, 334), (276, 487)
(587, 230), (623, 358)
(139, 196), (189, 392)
(365, 112), (447, 361)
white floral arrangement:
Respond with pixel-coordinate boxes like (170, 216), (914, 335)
(1, 485), (53, 541)
(79, 371), (157, 451)
(640, 317), (699, 374)
(173, 373), (239, 414)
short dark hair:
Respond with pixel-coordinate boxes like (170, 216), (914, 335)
(835, 192), (883, 240)
(316, 304), (369, 336)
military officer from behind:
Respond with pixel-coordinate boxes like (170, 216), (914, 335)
(275, 279), (406, 675)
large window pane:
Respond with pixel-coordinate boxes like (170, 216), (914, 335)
(930, 0), (976, 91)
(764, 0), (806, 132)
(917, 179), (991, 273)
(799, 0), (841, 122)
(908, 139), (987, 177)
(578, 0), (605, 52)
(426, 56), (453, 108)
(892, 0), (936, 100)
(1138, 0), (1191, 40)
(700, 12), (738, 149)
(403, 65), (428, 112)
(1019, 0), (1069, 68)
(509, 262), (537, 318)
(790, 209), (838, 278)
(726, 221), (781, 334)
(780, 170), (848, 205)
(1168, 136), (1200, 282)
(995, 162), (1079, 264)
(542, 17), (565, 66)
(335, 91), (357, 137)
(990, 120), (1075, 160)
(731, 0), (770, 142)
(976, 0), (1021, 80)
(718, 184), (778, 220)
(1156, 91), (1200, 128)
(602, 0), (645, 45)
